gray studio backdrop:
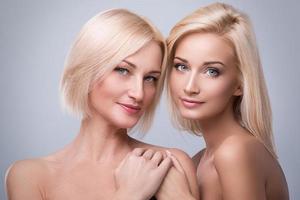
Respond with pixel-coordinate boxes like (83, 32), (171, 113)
(1, 0), (299, 199)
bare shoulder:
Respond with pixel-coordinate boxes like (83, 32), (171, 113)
(6, 158), (49, 199)
(6, 158), (49, 182)
(131, 138), (190, 157)
(167, 148), (200, 198)
(135, 141), (195, 168)
(135, 141), (194, 168)
(210, 135), (269, 199)
(214, 134), (272, 167)
(167, 148), (193, 163)
(213, 134), (289, 199)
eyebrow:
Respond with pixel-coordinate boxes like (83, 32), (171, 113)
(123, 60), (137, 68)
(123, 60), (161, 74)
(203, 61), (226, 67)
(174, 56), (189, 64)
(174, 56), (226, 67)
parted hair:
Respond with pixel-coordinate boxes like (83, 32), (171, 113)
(166, 3), (276, 158)
(60, 8), (167, 132)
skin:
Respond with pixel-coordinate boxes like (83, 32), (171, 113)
(116, 148), (198, 200)
(170, 32), (289, 200)
(154, 150), (196, 200)
(5, 40), (199, 200)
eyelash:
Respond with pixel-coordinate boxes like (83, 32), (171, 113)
(114, 67), (129, 75)
(114, 67), (158, 83)
(174, 63), (220, 77)
(205, 67), (220, 77)
(144, 76), (158, 83)
(174, 63), (189, 72)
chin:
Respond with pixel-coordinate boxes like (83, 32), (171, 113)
(180, 107), (217, 121)
(112, 118), (139, 129)
(180, 109), (202, 120)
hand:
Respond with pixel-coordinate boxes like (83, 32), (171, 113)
(156, 151), (195, 200)
(114, 148), (172, 200)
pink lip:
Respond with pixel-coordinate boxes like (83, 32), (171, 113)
(180, 98), (204, 108)
(118, 103), (141, 114)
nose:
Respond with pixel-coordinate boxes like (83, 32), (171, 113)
(128, 77), (144, 102)
(184, 72), (200, 96)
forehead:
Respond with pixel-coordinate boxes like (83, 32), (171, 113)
(125, 40), (163, 71)
(175, 33), (235, 65)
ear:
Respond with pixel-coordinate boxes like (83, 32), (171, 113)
(233, 84), (243, 96)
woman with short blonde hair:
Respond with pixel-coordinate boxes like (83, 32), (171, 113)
(61, 8), (167, 131)
(6, 8), (199, 200)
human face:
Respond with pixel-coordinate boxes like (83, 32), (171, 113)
(89, 41), (162, 128)
(170, 33), (242, 121)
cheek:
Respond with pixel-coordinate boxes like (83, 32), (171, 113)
(89, 84), (111, 110)
(96, 83), (113, 98)
(204, 77), (238, 102)
(90, 77), (122, 106)
(169, 71), (183, 94)
(143, 86), (156, 106)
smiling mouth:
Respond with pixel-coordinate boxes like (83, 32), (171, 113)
(118, 103), (141, 114)
(180, 98), (204, 108)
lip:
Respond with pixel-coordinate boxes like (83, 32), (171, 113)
(180, 97), (204, 108)
(118, 103), (141, 114)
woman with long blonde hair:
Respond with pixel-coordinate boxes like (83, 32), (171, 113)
(164, 2), (289, 199)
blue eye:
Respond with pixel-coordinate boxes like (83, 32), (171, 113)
(144, 76), (158, 83)
(206, 68), (219, 77)
(174, 63), (189, 72)
(115, 67), (129, 75)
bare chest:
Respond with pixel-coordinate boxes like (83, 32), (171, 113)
(197, 159), (222, 200)
(44, 164), (117, 200)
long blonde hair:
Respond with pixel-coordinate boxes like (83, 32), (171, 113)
(166, 3), (276, 158)
(60, 9), (167, 132)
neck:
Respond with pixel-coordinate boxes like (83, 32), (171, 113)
(199, 105), (244, 155)
(67, 114), (133, 163)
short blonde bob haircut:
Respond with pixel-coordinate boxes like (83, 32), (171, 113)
(166, 3), (277, 158)
(60, 9), (167, 132)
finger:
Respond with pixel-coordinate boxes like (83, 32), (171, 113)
(132, 148), (145, 156)
(143, 149), (155, 160)
(162, 151), (168, 159)
(156, 156), (172, 177)
(151, 151), (163, 166)
(166, 150), (184, 173)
